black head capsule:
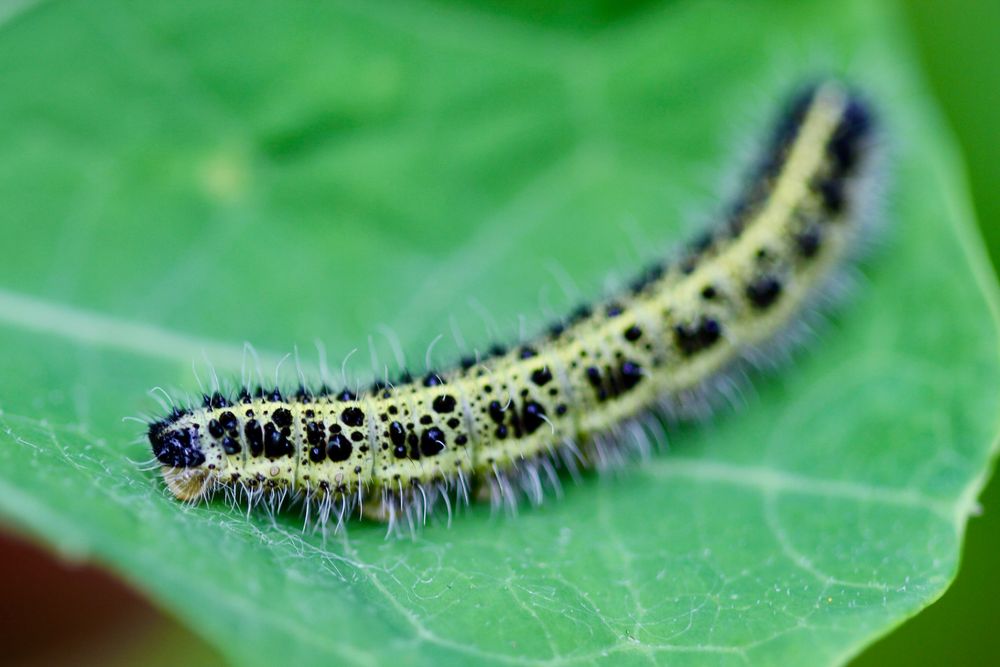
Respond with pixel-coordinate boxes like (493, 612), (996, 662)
(148, 422), (206, 468)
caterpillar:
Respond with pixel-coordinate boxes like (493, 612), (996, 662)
(147, 81), (877, 532)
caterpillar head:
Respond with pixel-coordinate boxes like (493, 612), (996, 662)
(148, 418), (211, 501)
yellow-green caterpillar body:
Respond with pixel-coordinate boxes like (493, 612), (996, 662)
(148, 81), (878, 531)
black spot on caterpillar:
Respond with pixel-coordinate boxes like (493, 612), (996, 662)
(147, 81), (878, 532)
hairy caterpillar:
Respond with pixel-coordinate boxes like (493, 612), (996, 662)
(147, 81), (877, 532)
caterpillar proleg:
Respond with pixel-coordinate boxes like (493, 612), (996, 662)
(147, 81), (878, 532)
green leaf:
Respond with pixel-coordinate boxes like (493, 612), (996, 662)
(0, 1), (996, 665)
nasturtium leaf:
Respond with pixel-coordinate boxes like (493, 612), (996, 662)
(0, 0), (996, 665)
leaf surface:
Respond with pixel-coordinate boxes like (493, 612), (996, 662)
(0, 1), (997, 665)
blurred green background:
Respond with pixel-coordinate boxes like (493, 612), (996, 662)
(2, 1), (998, 665)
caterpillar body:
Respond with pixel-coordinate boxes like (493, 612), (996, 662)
(147, 81), (877, 531)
